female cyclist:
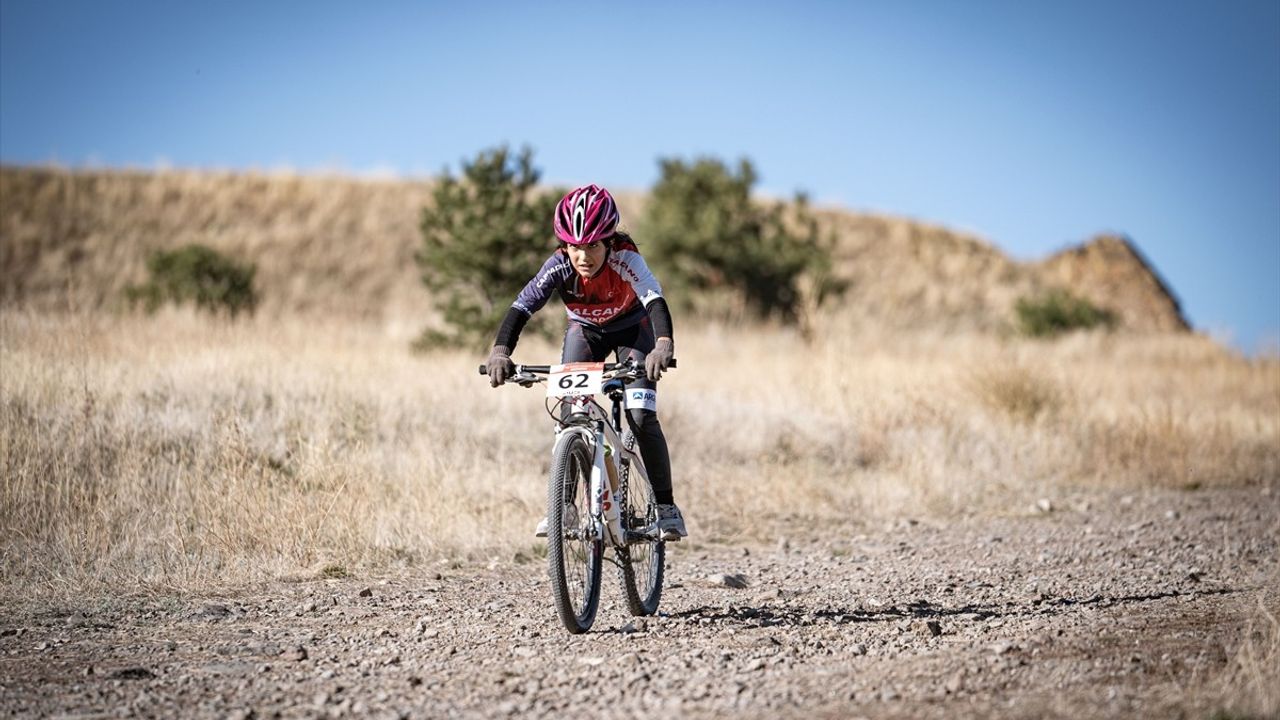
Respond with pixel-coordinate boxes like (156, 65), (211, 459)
(485, 184), (687, 540)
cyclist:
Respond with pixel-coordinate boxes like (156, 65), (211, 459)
(486, 184), (687, 541)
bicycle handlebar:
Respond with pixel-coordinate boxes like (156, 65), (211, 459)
(477, 358), (677, 375)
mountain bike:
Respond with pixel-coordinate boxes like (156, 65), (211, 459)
(478, 358), (675, 634)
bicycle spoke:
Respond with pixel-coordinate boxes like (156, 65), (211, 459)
(567, 453), (586, 610)
(616, 431), (665, 616)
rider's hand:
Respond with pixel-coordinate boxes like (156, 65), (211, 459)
(645, 337), (674, 382)
(487, 345), (515, 387)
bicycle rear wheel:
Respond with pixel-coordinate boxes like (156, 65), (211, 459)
(546, 430), (602, 634)
(616, 430), (665, 616)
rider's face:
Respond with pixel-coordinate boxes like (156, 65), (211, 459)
(566, 241), (608, 278)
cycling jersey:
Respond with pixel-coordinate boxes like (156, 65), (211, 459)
(512, 238), (663, 330)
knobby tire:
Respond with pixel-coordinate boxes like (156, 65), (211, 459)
(546, 431), (602, 634)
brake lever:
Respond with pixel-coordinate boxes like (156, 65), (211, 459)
(513, 372), (541, 387)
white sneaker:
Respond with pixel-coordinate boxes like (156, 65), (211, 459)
(534, 504), (579, 538)
(656, 503), (687, 540)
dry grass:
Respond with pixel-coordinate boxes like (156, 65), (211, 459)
(1192, 579), (1280, 719)
(2, 308), (1276, 602)
(1223, 593), (1280, 718)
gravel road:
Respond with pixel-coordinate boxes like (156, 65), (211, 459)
(3, 486), (1276, 719)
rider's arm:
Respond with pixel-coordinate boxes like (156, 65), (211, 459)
(608, 248), (673, 342)
(645, 297), (674, 343)
(493, 306), (529, 350)
(495, 252), (573, 351)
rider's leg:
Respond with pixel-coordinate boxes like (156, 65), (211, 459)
(558, 322), (610, 423)
(624, 406), (673, 505)
(612, 319), (674, 506)
(560, 322), (610, 364)
(610, 319), (685, 539)
(623, 399), (685, 538)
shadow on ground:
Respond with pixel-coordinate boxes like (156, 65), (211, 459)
(662, 587), (1244, 631)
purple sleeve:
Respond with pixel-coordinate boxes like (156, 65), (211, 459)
(513, 252), (572, 317)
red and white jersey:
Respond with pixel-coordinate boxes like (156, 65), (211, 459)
(512, 239), (664, 329)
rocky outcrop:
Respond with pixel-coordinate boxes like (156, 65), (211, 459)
(1032, 234), (1189, 332)
(815, 212), (1188, 334)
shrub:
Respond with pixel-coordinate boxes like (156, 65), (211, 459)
(415, 145), (561, 350)
(125, 244), (257, 316)
(1015, 289), (1116, 337)
(968, 364), (1063, 422)
(640, 156), (843, 326)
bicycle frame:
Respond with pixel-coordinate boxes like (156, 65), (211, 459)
(556, 393), (650, 548)
(479, 358), (670, 548)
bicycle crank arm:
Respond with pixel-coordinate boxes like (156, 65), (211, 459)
(623, 529), (661, 545)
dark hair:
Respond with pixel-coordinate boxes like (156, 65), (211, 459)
(556, 229), (634, 252)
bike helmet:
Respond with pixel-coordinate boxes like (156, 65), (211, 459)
(553, 184), (619, 245)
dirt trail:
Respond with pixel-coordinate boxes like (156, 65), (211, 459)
(2, 486), (1276, 719)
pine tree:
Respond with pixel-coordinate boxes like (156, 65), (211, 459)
(640, 156), (843, 329)
(415, 146), (561, 349)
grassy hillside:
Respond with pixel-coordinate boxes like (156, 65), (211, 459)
(1, 166), (1187, 336)
(1, 167), (436, 335)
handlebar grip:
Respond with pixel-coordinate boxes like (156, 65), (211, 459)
(669, 359), (677, 369)
(478, 365), (488, 375)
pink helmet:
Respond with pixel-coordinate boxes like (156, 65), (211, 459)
(553, 184), (619, 245)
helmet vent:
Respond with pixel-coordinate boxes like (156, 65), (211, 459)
(573, 195), (587, 241)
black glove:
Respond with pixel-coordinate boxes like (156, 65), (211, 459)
(487, 345), (515, 387)
(645, 338), (674, 382)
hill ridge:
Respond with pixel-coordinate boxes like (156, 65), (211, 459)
(0, 166), (1188, 335)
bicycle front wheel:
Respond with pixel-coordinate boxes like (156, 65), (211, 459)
(546, 430), (603, 634)
(616, 430), (665, 616)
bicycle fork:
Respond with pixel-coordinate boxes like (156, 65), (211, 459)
(589, 429), (625, 547)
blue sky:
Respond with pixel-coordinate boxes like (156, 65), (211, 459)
(2, 1), (1277, 350)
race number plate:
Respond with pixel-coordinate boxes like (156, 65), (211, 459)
(547, 362), (605, 398)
